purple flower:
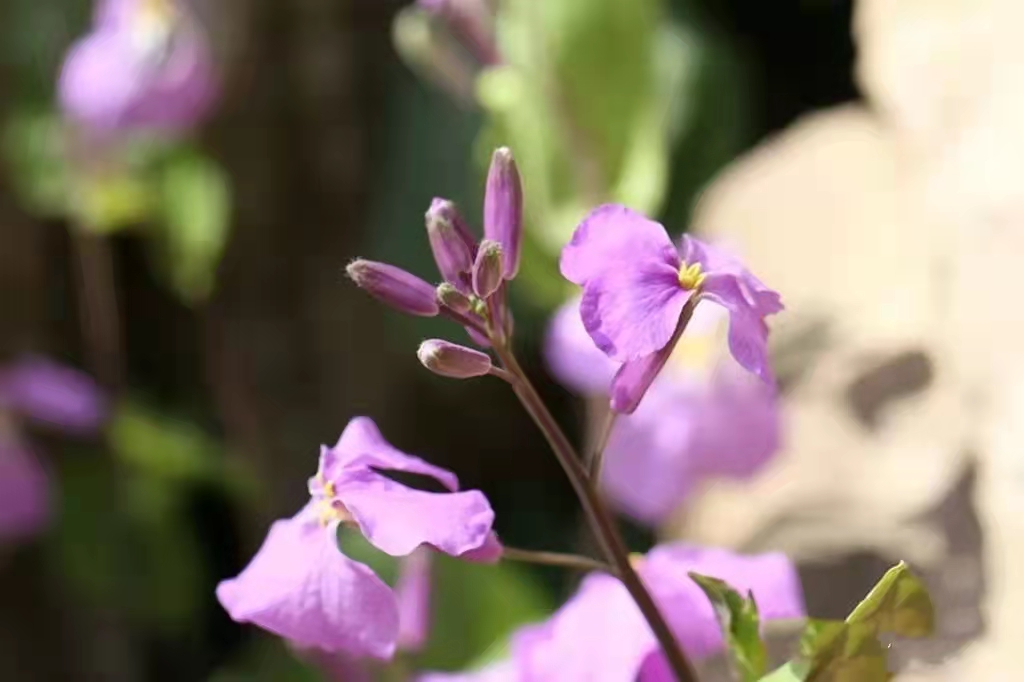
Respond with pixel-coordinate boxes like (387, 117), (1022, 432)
(216, 417), (499, 658)
(291, 549), (433, 680)
(58, 0), (218, 132)
(0, 444), (51, 542)
(427, 545), (803, 682)
(546, 299), (780, 524)
(0, 356), (108, 434)
(560, 205), (783, 414)
(0, 356), (106, 542)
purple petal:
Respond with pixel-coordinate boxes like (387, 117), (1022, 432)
(609, 348), (673, 414)
(643, 544), (805, 658)
(601, 390), (699, 523)
(701, 280), (774, 382)
(483, 148), (523, 279)
(689, 367), (781, 479)
(58, 31), (146, 129)
(346, 260), (440, 317)
(215, 510), (399, 658)
(0, 356), (106, 434)
(395, 548), (432, 652)
(516, 573), (655, 682)
(58, 16), (217, 132)
(0, 445), (50, 541)
(581, 264), (690, 361)
(544, 297), (617, 395)
(459, 531), (503, 563)
(338, 470), (495, 558)
(560, 205), (679, 285)
(324, 417), (458, 491)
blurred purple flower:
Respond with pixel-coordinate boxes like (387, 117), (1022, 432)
(0, 356), (106, 542)
(422, 545), (804, 682)
(216, 417), (498, 658)
(560, 205), (783, 414)
(58, 0), (218, 132)
(0, 444), (51, 542)
(546, 298), (780, 524)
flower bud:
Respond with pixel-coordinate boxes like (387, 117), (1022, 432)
(425, 199), (475, 290)
(436, 282), (472, 314)
(417, 339), (493, 378)
(483, 147), (523, 279)
(472, 240), (504, 299)
(347, 259), (439, 317)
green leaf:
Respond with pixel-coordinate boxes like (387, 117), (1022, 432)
(156, 150), (232, 303)
(689, 572), (768, 682)
(845, 561), (935, 639)
(802, 621), (892, 682)
(759, 661), (810, 682)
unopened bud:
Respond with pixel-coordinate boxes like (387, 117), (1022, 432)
(472, 240), (504, 299)
(483, 147), (523, 279)
(436, 282), (472, 314)
(425, 199), (475, 290)
(417, 339), (493, 378)
(347, 259), (439, 317)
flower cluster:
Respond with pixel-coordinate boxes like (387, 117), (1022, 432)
(560, 205), (783, 415)
(0, 356), (107, 541)
(422, 547), (804, 681)
(59, 0), (218, 132)
(219, 147), (802, 682)
(347, 147), (522, 369)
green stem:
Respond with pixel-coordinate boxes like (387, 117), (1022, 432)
(586, 409), (618, 481)
(502, 546), (612, 574)
(491, 342), (700, 682)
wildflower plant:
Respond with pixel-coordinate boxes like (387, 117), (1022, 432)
(219, 147), (936, 681)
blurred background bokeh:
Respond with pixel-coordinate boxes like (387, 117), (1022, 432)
(1, 0), (1018, 679)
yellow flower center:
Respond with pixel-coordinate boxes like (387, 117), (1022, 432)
(677, 262), (706, 291)
(628, 552), (646, 570)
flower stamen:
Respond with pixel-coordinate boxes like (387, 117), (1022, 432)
(677, 262), (706, 291)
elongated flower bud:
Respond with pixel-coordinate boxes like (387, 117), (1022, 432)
(472, 240), (504, 299)
(417, 339), (493, 378)
(425, 199), (475, 290)
(436, 282), (472, 314)
(347, 259), (439, 317)
(483, 147), (523, 279)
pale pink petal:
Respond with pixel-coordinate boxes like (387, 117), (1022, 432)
(560, 204), (679, 285)
(339, 471), (495, 558)
(517, 573), (654, 682)
(325, 417), (459, 491)
(395, 549), (432, 652)
(215, 510), (399, 658)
